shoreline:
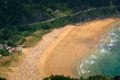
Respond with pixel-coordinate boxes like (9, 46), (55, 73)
(39, 18), (120, 78)
(76, 20), (120, 77)
(7, 18), (119, 80)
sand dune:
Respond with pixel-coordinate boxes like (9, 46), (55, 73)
(7, 18), (119, 80)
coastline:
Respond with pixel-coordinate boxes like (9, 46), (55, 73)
(7, 18), (119, 80)
(76, 19), (120, 78)
(39, 18), (119, 78)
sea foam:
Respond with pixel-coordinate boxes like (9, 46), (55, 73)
(77, 22), (120, 77)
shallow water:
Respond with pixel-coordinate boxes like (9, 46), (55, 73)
(77, 22), (120, 77)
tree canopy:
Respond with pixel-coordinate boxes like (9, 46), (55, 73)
(0, 0), (120, 47)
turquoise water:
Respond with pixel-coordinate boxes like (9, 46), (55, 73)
(77, 22), (120, 77)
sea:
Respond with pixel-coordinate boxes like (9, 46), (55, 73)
(77, 21), (120, 78)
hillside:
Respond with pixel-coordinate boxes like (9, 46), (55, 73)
(0, 0), (120, 54)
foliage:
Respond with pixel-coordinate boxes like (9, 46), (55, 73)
(0, 0), (120, 47)
(43, 75), (76, 80)
(0, 78), (6, 80)
(43, 75), (120, 80)
(0, 49), (10, 56)
(86, 75), (111, 80)
(0, 75), (120, 80)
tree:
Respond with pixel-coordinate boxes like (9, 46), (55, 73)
(0, 77), (7, 80)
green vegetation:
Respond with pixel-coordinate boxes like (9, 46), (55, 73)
(0, 49), (10, 56)
(1, 75), (120, 80)
(0, 53), (25, 78)
(0, 0), (120, 47)
(43, 75), (120, 80)
(0, 78), (6, 80)
(0, 53), (25, 67)
(0, 0), (119, 58)
(0, 0), (120, 55)
(23, 29), (51, 47)
(23, 6), (120, 47)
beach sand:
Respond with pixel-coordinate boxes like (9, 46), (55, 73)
(7, 18), (119, 80)
(39, 18), (119, 78)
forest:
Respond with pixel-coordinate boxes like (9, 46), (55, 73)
(0, 0), (120, 55)
(43, 75), (120, 80)
(0, 75), (120, 80)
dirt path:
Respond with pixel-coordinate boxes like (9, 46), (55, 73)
(7, 18), (119, 80)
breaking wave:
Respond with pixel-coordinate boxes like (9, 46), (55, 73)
(77, 22), (120, 78)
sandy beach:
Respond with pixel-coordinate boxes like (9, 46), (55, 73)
(7, 18), (119, 80)
(38, 19), (119, 78)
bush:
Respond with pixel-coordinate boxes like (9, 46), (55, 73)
(43, 75), (113, 80)
(0, 49), (10, 56)
(43, 75), (75, 80)
(113, 75), (120, 80)
(0, 78), (7, 80)
(87, 75), (111, 80)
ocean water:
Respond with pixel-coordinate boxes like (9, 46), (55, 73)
(77, 22), (120, 77)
